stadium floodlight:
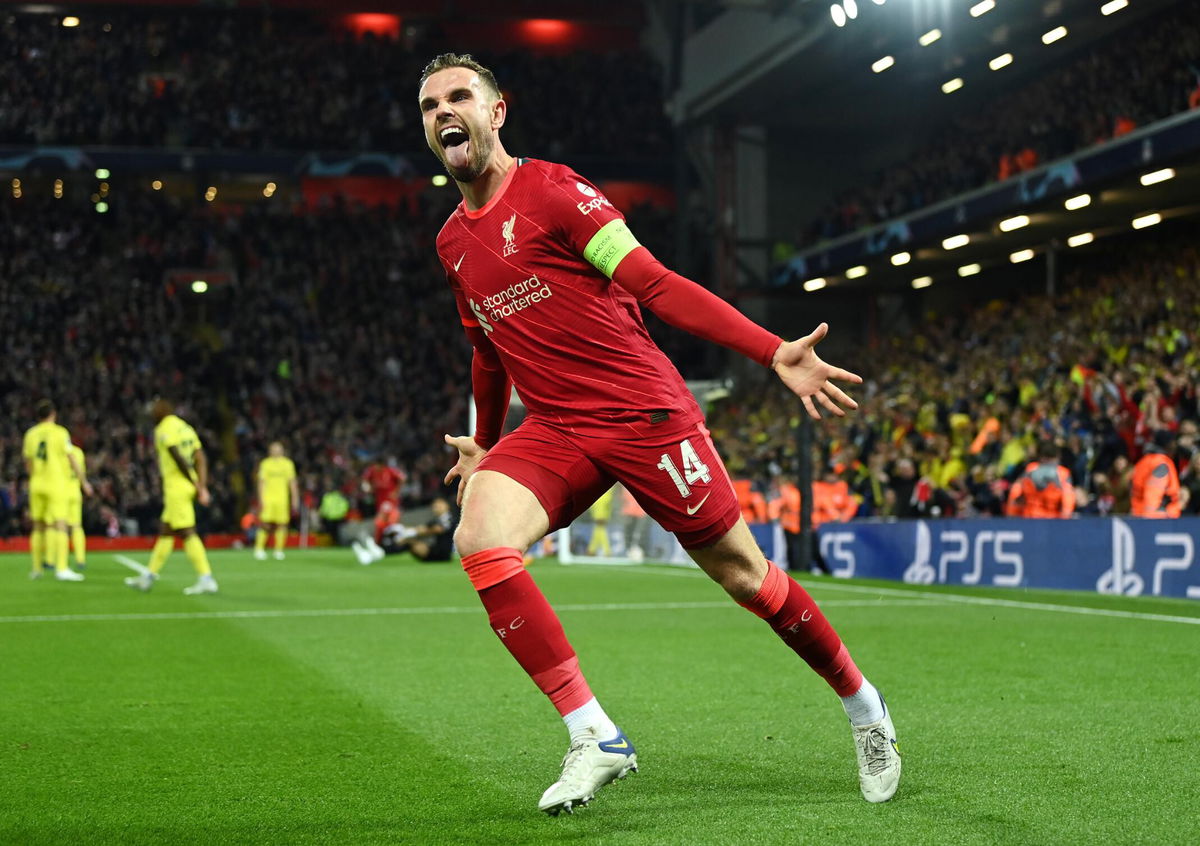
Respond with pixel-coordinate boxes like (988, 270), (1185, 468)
(803, 277), (828, 291)
(151, 180), (163, 191)
(1067, 232), (1094, 247)
(958, 263), (982, 277)
(432, 174), (449, 187)
(942, 77), (964, 94)
(999, 214), (1030, 232)
(830, 4), (847, 26)
(263, 182), (277, 198)
(911, 276), (933, 289)
(942, 233), (970, 250)
(969, 0), (995, 17)
(890, 251), (911, 265)
(95, 168), (110, 179)
(1064, 193), (1091, 210)
(919, 28), (942, 46)
(205, 186), (217, 202)
(1132, 212), (1162, 229)
(846, 265), (868, 279)
(62, 16), (80, 27)
(1100, 0), (1128, 15)
(1010, 249), (1035, 263)
(1139, 168), (1175, 186)
(1042, 26), (1067, 44)
(192, 280), (209, 293)
(843, 0), (858, 20)
(872, 55), (895, 73)
(95, 201), (108, 213)
(989, 53), (1013, 71)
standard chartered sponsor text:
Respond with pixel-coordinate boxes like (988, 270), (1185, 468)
(481, 275), (553, 320)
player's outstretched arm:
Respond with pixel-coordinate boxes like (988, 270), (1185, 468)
(770, 323), (863, 420)
(444, 434), (487, 506)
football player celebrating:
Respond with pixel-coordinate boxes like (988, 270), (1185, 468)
(420, 54), (901, 815)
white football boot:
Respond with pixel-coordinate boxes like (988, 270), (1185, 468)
(183, 575), (219, 595)
(273, 550), (285, 561)
(254, 548), (267, 561)
(55, 568), (85, 582)
(538, 728), (638, 816)
(852, 692), (902, 802)
(124, 572), (156, 592)
(352, 541), (374, 566)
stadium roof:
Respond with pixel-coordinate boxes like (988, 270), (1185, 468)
(677, 0), (1180, 130)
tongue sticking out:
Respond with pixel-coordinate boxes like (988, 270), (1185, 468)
(446, 138), (471, 170)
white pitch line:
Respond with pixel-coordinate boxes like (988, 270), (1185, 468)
(0, 598), (940, 625)
(785, 579), (1200, 626)
(613, 565), (1200, 627)
(114, 554), (151, 576)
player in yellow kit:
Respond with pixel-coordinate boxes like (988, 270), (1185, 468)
(255, 441), (298, 561)
(124, 398), (218, 595)
(586, 485), (616, 556)
(22, 400), (91, 581)
(65, 441), (88, 569)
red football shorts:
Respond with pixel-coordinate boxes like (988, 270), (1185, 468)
(476, 415), (740, 549)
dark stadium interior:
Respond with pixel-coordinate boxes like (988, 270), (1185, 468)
(2, 0), (1199, 539)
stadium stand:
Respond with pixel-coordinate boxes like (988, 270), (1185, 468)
(796, 4), (1200, 246)
(0, 10), (671, 159)
(709, 226), (1200, 519)
(0, 188), (695, 536)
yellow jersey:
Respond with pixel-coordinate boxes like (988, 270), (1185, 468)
(66, 443), (86, 490)
(258, 456), (297, 502)
(23, 421), (71, 493)
(155, 414), (202, 488)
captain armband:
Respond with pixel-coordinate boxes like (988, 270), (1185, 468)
(582, 219), (641, 279)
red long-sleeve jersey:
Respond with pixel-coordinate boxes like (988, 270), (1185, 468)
(437, 158), (782, 447)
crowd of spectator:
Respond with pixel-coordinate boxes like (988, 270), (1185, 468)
(798, 4), (1200, 246)
(0, 187), (700, 538)
(0, 10), (672, 161)
(712, 227), (1200, 521)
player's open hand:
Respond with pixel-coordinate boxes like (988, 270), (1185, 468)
(444, 434), (487, 506)
(771, 323), (863, 419)
(196, 485), (212, 507)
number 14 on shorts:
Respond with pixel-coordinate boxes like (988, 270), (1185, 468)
(656, 438), (711, 498)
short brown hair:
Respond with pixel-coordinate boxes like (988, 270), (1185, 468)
(35, 399), (54, 420)
(419, 53), (501, 100)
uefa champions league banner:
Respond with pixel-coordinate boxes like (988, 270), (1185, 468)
(815, 518), (1200, 600)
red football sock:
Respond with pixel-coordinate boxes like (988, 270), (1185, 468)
(738, 562), (864, 697)
(464, 548), (594, 716)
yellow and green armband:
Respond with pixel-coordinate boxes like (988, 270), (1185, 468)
(583, 219), (641, 278)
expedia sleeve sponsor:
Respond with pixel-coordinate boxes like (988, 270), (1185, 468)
(583, 219), (641, 279)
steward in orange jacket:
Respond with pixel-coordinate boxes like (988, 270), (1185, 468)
(1006, 442), (1075, 518)
(1131, 438), (1182, 518)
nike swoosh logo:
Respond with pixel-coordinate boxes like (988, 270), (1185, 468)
(602, 739), (629, 750)
(453, 253), (465, 272)
(685, 492), (711, 516)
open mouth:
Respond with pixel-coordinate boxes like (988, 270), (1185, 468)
(439, 126), (469, 150)
(439, 125), (472, 170)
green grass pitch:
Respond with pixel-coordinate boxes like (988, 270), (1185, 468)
(3, 548), (1199, 845)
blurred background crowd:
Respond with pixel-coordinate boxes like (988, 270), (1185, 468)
(712, 229), (1200, 521)
(0, 10), (671, 161)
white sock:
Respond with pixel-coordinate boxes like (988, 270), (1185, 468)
(562, 697), (618, 745)
(840, 677), (885, 727)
